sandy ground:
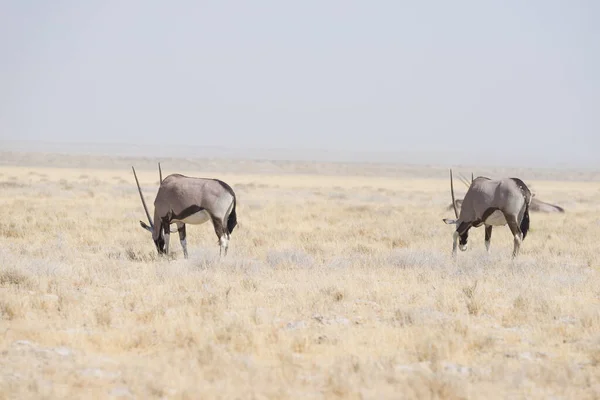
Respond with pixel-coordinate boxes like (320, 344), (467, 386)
(0, 154), (599, 399)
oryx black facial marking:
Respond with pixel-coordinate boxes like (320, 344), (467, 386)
(456, 208), (498, 250)
(154, 220), (166, 254)
(456, 221), (471, 247)
(133, 165), (237, 259)
(155, 237), (166, 253)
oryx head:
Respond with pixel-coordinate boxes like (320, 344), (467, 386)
(443, 220), (469, 251)
(132, 164), (167, 254)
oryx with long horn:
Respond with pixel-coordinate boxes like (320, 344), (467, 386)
(132, 164), (237, 258)
(443, 170), (532, 258)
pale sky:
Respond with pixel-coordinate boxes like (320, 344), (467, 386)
(1, 1), (598, 167)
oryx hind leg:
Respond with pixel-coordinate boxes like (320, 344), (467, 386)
(177, 222), (188, 259)
(504, 214), (523, 258)
(211, 217), (229, 257)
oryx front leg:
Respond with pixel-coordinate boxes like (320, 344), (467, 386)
(162, 221), (171, 255)
(485, 226), (493, 253)
(177, 223), (188, 259)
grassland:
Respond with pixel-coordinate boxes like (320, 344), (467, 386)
(0, 155), (599, 399)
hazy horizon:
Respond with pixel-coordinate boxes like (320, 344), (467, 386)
(1, 1), (599, 168)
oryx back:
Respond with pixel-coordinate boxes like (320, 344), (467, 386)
(460, 178), (529, 228)
(154, 174), (236, 229)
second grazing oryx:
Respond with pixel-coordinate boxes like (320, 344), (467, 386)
(133, 165), (237, 259)
(443, 170), (532, 258)
(447, 172), (564, 214)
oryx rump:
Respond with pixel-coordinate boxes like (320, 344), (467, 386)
(443, 170), (531, 258)
(133, 165), (237, 258)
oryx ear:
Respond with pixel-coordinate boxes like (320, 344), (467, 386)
(140, 221), (153, 232)
(443, 218), (458, 225)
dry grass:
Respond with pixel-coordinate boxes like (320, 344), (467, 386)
(0, 158), (599, 399)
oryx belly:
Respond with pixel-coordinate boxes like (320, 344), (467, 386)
(484, 210), (506, 226)
(173, 210), (211, 225)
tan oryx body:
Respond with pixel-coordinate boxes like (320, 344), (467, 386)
(443, 170), (531, 258)
(133, 166), (237, 258)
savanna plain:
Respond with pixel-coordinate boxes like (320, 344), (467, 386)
(0, 153), (599, 399)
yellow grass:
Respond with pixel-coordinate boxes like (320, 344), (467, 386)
(0, 159), (599, 399)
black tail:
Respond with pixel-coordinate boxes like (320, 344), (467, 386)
(520, 204), (530, 240)
(227, 198), (237, 234)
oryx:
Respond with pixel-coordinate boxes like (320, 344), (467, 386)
(449, 197), (564, 214)
(447, 173), (564, 214)
(132, 164), (237, 258)
(442, 170), (532, 258)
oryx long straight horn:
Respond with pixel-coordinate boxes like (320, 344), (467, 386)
(132, 166), (154, 230)
(450, 169), (458, 219)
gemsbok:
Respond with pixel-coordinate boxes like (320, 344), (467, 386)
(443, 170), (532, 258)
(132, 164), (237, 258)
(448, 173), (564, 214)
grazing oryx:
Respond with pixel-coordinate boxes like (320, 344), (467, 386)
(132, 165), (237, 258)
(447, 173), (564, 214)
(443, 170), (532, 258)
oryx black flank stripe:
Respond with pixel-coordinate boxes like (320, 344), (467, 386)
(471, 207), (500, 227)
(481, 207), (500, 222)
(169, 205), (205, 222)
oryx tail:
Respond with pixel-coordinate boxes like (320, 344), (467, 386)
(511, 177), (531, 239)
(214, 179), (237, 234)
